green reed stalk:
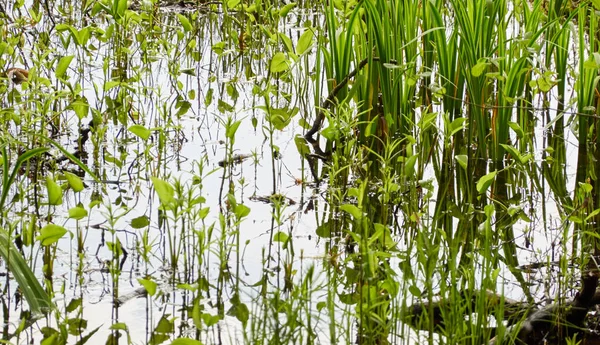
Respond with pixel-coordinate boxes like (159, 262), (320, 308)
(575, 5), (597, 186)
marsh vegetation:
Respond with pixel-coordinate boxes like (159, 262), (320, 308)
(1, 0), (600, 344)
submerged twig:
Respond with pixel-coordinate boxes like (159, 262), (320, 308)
(304, 57), (373, 162)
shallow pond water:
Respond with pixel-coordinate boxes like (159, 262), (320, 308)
(0, 0), (596, 345)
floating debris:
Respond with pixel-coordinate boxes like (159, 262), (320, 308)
(218, 153), (252, 167)
(114, 287), (148, 307)
(5, 67), (29, 85)
(250, 193), (296, 206)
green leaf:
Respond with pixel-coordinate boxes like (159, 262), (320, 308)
(201, 313), (220, 327)
(449, 118), (466, 136)
(227, 0), (240, 8)
(171, 339), (203, 345)
(270, 52), (289, 73)
(64, 171), (85, 192)
(455, 155), (468, 170)
(115, 0), (127, 18)
(68, 206), (88, 220)
(131, 215), (150, 229)
(585, 208), (600, 222)
(273, 231), (289, 243)
(154, 315), (174, 334)
(279, 2), (296, 17)
(580, 182), (593, 193)
(409, 285), (422, 297)
(128, 125), (151, 140)
(226, 300), (249, 325)
(66, 298), (82, 313)
(110, 323), (128, 331)
(177, 14), (192, 32)
(234, 204), (250, 219)
(471, 58), (489, 77)
(316, 222), (332, 238)
(37, 224), (67, 246)
(71, 96), (89, 120)
(296, 28), (314, 55)
(0, 229), (54, 315)
(192, 301), (203, 329)
(476, 170), (497, 194)
(46, 176), (63, 205)
(74, 325), (101, 345)
(264, 106), (297, 130)
(340, 204), (362, 220)
(151, 177), (174, 206)
(294, 135), (310, 158)
(226, 120), (241, 140)
(508, 122), (524, 138)
(404, 154), (418, 176)
(56, 55), (74, 79)
(138, 278), (157, 296)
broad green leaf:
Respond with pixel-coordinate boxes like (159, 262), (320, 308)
(115, 0), (127, 18)
(64, 171), (84, 192)
(294, 135), (310, 158)
(278, 32), (293, 53)
(404, 154), (418, 176)
(273, 231), (289, 243)
(279, 2), (296, 17)
(508, 122), (524, 138)
(340, 204), (362, 220)
(585, 208), (600, 221)
(66, 298), (82, 313)
(455, 155), (468, 170)
(579, 182), (593, 193)
(37, 224), (67, 246)
(584, 54), (600, 69)
(154, 315), (174, 334)
(138, 278), (157, 296)
(471, 58), (489, 77)
(476, 170), (497, 194)
(449, 118), (466, 136)
(56, 55), (74, 79)
(71, 96), (89, 120)
(226, 300), (249, 325)
(500, 144), (521, 162)
(68, 206), (88, 220)
(177, 14), (192, 32)
(296, 28), (314, 55)
(131, 215), (150, 229)
(264, 106), (297, 130)
(46, 176), (63, 205)
(409, 285), (422, 297)
(270, 52), (289, 73)
(212, 42), (226, 56)
(110, 323), (128, 331)
(128, 125), (151, 140)
(316, 222), (332, 237)
(201, 313), (220, 327)
(226, 120), (241, 140)
(104, 81), (120, 91)
(234, 204), (250, 219)
(151, 177), (174, 206)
